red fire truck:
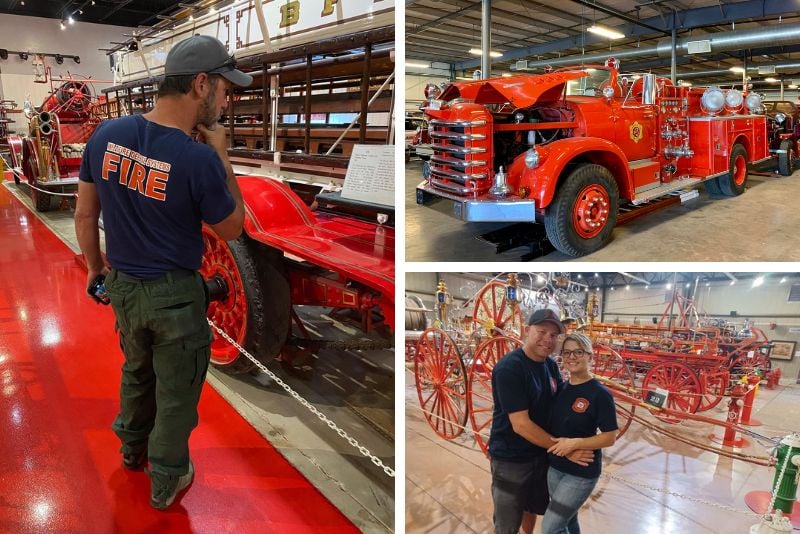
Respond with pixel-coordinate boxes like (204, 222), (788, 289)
(416, 60), (772, 256)
(7, 80), (102, 211)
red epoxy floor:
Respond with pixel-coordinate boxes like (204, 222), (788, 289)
(0, 184), (359, 533)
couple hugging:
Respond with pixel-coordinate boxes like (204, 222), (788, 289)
(490, 309), (618, 534)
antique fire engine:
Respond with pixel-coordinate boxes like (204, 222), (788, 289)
(416, 59), (771, 256)
(8, 80), (101, 211)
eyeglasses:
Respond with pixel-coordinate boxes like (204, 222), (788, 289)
(561, 349), (589, 359)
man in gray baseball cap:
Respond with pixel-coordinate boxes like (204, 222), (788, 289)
(76, 33), (248, 511)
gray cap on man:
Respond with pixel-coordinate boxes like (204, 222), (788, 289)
(527, 308), (565, 334)
(164, 35), (252, 87)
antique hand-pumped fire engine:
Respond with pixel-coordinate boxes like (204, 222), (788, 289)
(7, 80), (101, 210)
(416, 59), (772, 256)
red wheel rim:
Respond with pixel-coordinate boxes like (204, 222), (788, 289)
(733, 154), (747, 186)
(471, 281), (524, 338)
(468, 336), (521, 456)
(572, 184), (610, 239)
(414, 328), (467, 440)
(697, 368), (729, 412)
(641, 362), (701, 423)
(591, 344), (636, 439)
(199, 227), (248, 365)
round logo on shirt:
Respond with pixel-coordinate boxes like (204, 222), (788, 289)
(572, 397), (590, 413)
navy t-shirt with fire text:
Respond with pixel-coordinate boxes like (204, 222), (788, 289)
(79, 115), (235, 279)
(488, 348), (563, 461)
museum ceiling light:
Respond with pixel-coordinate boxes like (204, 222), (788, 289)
(469, 49), (502, 58)
(406, 62), (429, 69)
(765, 77), (778, 82)
(729, 66), (745, 73)
(587, 25), (625, 40)
(752, 276), (764, 288)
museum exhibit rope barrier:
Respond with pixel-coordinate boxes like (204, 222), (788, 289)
(3, 165), (78, 197)
(405, 367), (798, 524)
(208, 318), (395, 478)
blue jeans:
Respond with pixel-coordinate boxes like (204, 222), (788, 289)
(541, 467), (599, 534)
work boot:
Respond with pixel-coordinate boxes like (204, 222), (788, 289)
(122, 448), (148, 470)
(148, 461), (194, 510)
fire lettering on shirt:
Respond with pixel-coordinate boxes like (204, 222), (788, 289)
(103, 142), (171, 202)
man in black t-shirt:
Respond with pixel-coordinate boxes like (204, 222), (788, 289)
(489, 308), (593, 534)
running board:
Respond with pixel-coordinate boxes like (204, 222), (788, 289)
(631, 177), (702, 205)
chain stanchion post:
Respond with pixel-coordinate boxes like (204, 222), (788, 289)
(709, 383), (750, 448)
(741, 375), (763, 426)
(746, 433), (800, 531)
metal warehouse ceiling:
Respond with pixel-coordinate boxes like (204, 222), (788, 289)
(406, 0), (800, 85)
(1, 0), (200, 28)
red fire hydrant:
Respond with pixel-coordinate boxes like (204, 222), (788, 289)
(765, 368), (782, 389)
(709, 383), (749, 448)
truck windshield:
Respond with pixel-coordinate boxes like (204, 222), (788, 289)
(565, 69), (613, 97)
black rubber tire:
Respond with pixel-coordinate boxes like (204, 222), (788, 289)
(778, 139), (795, 176)
(543, 163), (619, 257)
(703, 176), (722, 196)
(209, 237), (290, 374)
(32, 188), (53, 212)
(719, 143), (748, 196)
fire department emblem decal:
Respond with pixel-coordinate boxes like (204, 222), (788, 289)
(629, 121), (643, 143)
(572, 398), (590, 413)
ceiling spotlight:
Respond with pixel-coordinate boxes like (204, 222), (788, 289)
(20, 0), (24, 4)
(625, 285), (630, 290)
(468, 48), (503, 58)
(584, 288), (589, 293)
(685, 282), (690, 288)
(729, 66), (745, 73)
(68, 15), (74, 24)
(752, 276), (764, 288)
(189, 14), (194, 21)
(594, 273), (598, 278)
(79, 9), (83, 14)
(765, 77), (778, 83)
(780, 277), (787, 283)
(666, 283), (672, 290)
(730, 280), (736, 286)
(92, 0), (95, 4)
(610, 286), (615, 291)
(576, 274), (582, 279)
(210, 6), (216, 13)
(644, 285), (649, 290)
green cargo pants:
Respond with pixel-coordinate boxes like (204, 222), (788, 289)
(104, 268), (212, 477)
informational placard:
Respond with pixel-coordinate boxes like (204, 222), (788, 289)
(341, 145), (395, 207)
(644, 388), (669, 409)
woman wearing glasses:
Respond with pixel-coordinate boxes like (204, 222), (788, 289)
(541, 333), (618, 534)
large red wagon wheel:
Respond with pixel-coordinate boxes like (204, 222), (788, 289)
(641, 362), (701, 423)
(728, 351), (771, 384)
(697, 368), (729, 412)
(199, 227), (290, 374)
(467, 336), (521, 456)
(471, 281), (524, 338)
(591, 344), (637, 438)
(414, 328), (468, 440)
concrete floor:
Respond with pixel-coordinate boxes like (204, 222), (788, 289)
(3, 180), (395, 533)
(406, 160), (800, 262)
(405, 365), (800, 533)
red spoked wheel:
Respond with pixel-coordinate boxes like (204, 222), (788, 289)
(414, 328), (468, 440)
(199, 227), (290, 373)
(641, 362), (701, 423)
(697, 368), (729, 412)
(728, 351), (771, 384)
(468, 336), (521, 456)
(573, 184), (610, 239)
(591, 344), (636, 439)
(200, 227), (248, 366)
(472, 281), (524, 338)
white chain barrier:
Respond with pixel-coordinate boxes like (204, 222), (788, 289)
(207, 318), (395, 478)
(3, 165), (78, 197)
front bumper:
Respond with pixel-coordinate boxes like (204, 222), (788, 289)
(416, 181), (538, 223)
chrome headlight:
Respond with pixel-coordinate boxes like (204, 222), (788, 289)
(525, 147), (540, 169)
(744, 93), (763, 113)
(725, 88), (743, 108)
(775, 112), (787, 124)
(701, 87), (725, 113)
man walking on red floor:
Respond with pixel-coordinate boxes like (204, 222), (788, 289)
(75, 35), (249, 510)
(488, 308), (594, 534)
